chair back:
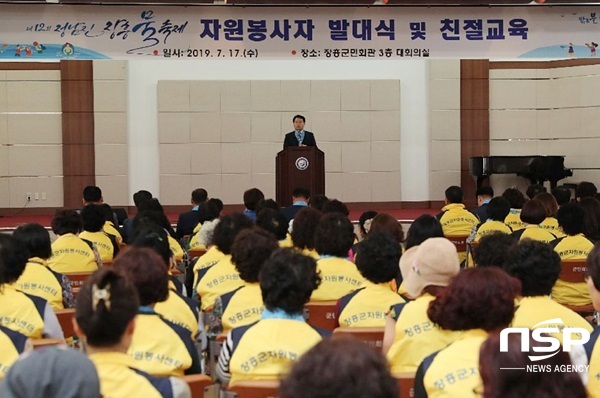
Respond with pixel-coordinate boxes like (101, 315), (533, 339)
(304, 301), (337, 331)
(227, 381), (280, 398)
(180, 374), (212, 398)
(188, 248), (207, 259)
(55, 308), (76, 338)
(32, 338), (63, 350)
(445, 235), (469, 253)
(559, 260), (587, 283)
(63, 272), (94, 290)
(395, 372), (416, 398)
(333, 327), (385, 351)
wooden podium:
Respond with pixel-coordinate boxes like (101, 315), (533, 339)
(276, 147), (325, 207)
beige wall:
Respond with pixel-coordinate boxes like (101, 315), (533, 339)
(0, 70), (63, 208)
(93, 60), (129, 206)
(157, 79), (402, 205)
(429, 60), (461, 201)
(489, 64), (600, 193)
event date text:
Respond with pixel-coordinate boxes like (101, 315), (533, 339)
(163, 48), (258, 58)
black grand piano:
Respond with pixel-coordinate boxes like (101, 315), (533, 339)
(469, 156), (573, 190)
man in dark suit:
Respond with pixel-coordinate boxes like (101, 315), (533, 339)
(283, 114), (317, 148)
(282, 187), (310, 222)
(471, 186), (494, 222)
(176, 188), (208, 238)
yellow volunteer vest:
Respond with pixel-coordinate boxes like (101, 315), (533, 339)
(229, 318), (323, 385)
(0, 325), (28, 380)
(279, 235), (293, 248)
(154, 290), (199, 339)
(15, 258), (64, 311)
(504, 209), (524, 231)
(552, 234), (594, 306)
(103, 221), (123, 243)
(541, 217), (565, 238)
(311, 257), (364, 301)
(387, 294), (462, 374)
(338, 281), (404, 328)
(196, 255), (243, 311)
(518, 225), (556, 243)
(89, 352), (163, 398)
(192, 246), (225, 288)
(419, 329), (487, 398)
(511, 296), (593, 342)
(221, 283), (264, 333)
(79, 231), (116, 263)
(439, 203), (479, 263)
(0, 285), (45, 339)
(48, 233), (98, 273)
(439, 204), (479, 236)
(474, 220), (512, 242)
(128, 310), (195, 377)
(168, 236), (184, 262)
(301, 248), (319, 260)
(586, 328), (600, 398)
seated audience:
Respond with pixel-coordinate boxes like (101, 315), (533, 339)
(191, 218), (223, 290)
(384, 238), (461, 373)
(188, 201), (221, 250)
(580, 197), (600, 243)
(75, 268), (191, 398)
(280, 337), (398, 398)
(256, 208), (291, 247)
(552, 185), (572, 208)
(216, 249), (326, 385)
(122, 190), (152, 243)
(0, 347), (100, 398)
(585, 244), (600, 397)
(472, 232), (518, 268)
(526, 183), (546, 200)
(80, 204), (120, 264)
(550, 203), (594, 307)
(534, 192), (564, 238)
(290, 207), (322, 259)
(130, 225), (201, 342)
(471, 186), (494, 222)
(479, 332), (586, 398)
(309, 194), (329, 212)
(404, 214), (444, 251)
(101, 203), (123, 244)
(436, 186), (479, 262)
(0, 325), (30, 380)
(134, 199), (184, 262)
(0, 234), (64, 341)
(357, 210), (378, 241)
(576, 181), (598, 202)
(282, 187), (310, 222)
(116, 248), (202, 377)
(336, 232), (404, 328)
(195, 213), (253, 310)
(413, 267), (519, 398)
(12, 223), (74, 310)
(506, 240), (592, 342)
(176, 188), (208, 239)
(321, 199), (349, 216)
(474, 197), (512, 242)
(211, 228), (278, 336)
(243, 188), (264, 222)
(511, 200), (556, 243)
(502, 188), (526, 232)
(48, 210), (99, 273)
(311, 213), (363, 301)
